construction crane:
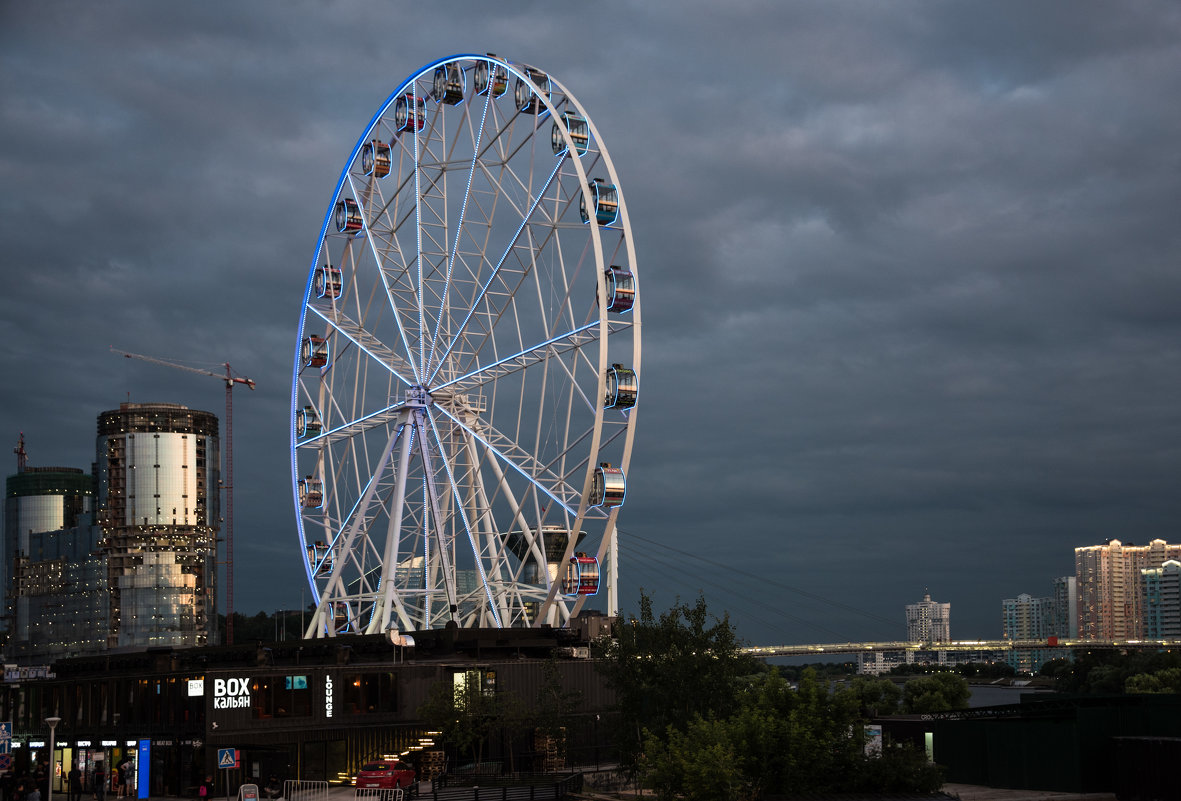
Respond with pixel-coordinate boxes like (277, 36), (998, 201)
(111, 346), (255, 645)
(14, 432), (28, 473)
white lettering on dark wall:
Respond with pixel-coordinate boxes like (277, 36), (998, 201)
(325, 675), (333, 718)
(213, 677), (251, 710)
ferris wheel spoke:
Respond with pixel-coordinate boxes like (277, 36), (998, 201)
(426, 89), (495, 378)
(433, 320), (601, 395)
(433, 403), (584, 518)
(307, 304), (416, 385)
(427, 155), (565, 386)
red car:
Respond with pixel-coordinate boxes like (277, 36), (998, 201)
(356, 760), (416, 789)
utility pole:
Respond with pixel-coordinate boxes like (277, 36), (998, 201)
(111, 346), (255, 644)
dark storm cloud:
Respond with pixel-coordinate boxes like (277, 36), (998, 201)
(2, 0), (1179, 645)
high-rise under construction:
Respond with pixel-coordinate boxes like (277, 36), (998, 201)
(96, 402), (220, 648)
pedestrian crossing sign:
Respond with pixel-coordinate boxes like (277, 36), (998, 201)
(218, 749), (238, 769)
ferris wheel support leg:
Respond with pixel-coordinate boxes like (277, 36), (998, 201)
(609, 521), (618, 616)
(464, 434), (513, 626)
(367, 419), (415, 634)
(483, 443), (550, 604)
(304, 606), (327, 639)
(310, 421), (405, 637)
(417, 412), (462, 623)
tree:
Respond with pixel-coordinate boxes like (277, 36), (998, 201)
(845, 676), (902, 718)
(641, 718), (748, 801)
(1126, 667), (1181, 694)
(417, 673), (527, 765)
(595, 592), (760, 769)
(900, 672), (970, 714)
(535, 658), (582, 739)
(639, 669), (940, 799)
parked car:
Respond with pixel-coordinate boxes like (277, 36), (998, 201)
(356, 761), (416, 790)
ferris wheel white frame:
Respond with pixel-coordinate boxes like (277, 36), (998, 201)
(291, 54), (640, 637)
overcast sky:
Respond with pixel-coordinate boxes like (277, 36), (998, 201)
(2, 1), (1179, 647)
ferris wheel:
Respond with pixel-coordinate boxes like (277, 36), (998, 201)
(291, 54), (640, 637)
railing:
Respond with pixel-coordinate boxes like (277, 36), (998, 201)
(745, 637), (1181, 657)
(284, 779), (329, 801)
(354, 789), (405, 801)
(422, 773), (583, 801)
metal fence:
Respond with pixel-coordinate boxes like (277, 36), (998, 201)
(352, 789), (404, 801)
(283, 779), (330, 801)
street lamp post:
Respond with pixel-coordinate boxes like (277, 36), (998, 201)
(44, 717), (61, 801)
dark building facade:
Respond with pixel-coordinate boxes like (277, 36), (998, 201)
(0, 624), (614, 797)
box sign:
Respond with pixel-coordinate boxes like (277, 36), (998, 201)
(213, 678), (251, 710)
(188, 679), (204, 697)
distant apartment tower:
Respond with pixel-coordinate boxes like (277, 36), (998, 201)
(1076, 539), (1181, 640)
(906, 592), (950, 643)
(1000, 584), (1077, 673)
(1142, 560), (1181, 639)
(96, 402), (220, 649)
(1052, 575), (1079, 639)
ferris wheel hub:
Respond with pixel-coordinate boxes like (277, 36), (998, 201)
(404, 386), (432, 408)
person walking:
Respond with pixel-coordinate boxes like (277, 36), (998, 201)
(92, 767), (106, 801)
(67, 766), (82, 801)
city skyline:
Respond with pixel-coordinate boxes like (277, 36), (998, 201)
(2, 2), (1180, 646)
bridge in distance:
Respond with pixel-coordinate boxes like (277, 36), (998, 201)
(744, 638), (1181, 658)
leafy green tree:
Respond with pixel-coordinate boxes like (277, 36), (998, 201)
(641, 718), (748, 801)
(595, 592), (760, 769)
(900, 672), (970, 714)
(535, 657), (582, 738)
(417, 673), (527, 765)
(852, 742), (944, 794)
(1126, 667), (1181, 694)
(845, 676), (902, 717)
(1038, 657), (1073, 681)
(639, 669), (940, 799)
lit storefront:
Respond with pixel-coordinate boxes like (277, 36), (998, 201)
(0, 625), (613, 793)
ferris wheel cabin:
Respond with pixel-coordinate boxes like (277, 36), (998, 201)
(301, 335), (329, 369)
(314, 265), (342, 299)
(432, 63), (466, 105)
(361, 140), (392, 178)
(580, 179), (619, 226)
(394, 92), (426, 133)
(295, 405), (322, 439)
(299, 476), (324, 509)
(604, 363), (638, 409)
(562, 554), (600, 597)
(551, 112), (589, 156)
(306, 541), (334, 578)
(514, 66), (551, 114)
(473, 58), (508, 97)
(334, 198), (362, 233)
(605, 267), (635, 313)
(589, 463), (626, 508)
